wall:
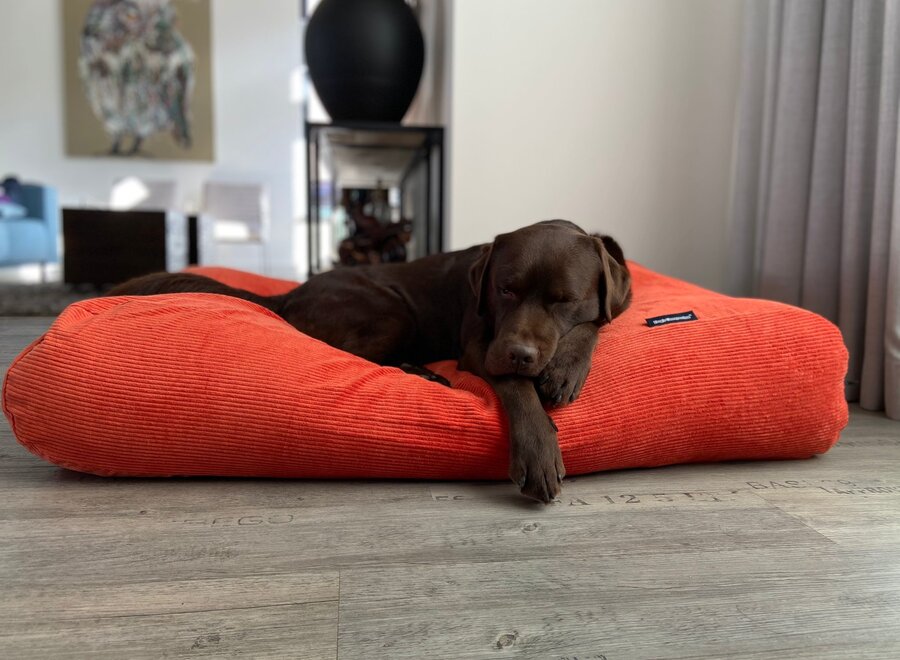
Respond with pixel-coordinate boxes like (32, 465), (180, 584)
(406, 0), (452, 127)
(448, 0), (745, 291)
(2, 0), (745, 286)
(0, 0), (302, 277)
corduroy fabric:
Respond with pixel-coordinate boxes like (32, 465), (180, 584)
(2, 263), (849, 479)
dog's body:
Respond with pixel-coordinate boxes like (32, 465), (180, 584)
(109, 220), (631, 502)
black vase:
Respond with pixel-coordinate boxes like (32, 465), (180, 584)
(305, 0), (425, 123)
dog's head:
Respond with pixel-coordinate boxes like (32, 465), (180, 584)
(469, 220), (631, 377)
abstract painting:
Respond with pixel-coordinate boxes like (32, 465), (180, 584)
(63, 0), (214, 161)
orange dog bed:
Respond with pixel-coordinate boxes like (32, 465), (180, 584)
(2, 264), (848, 479)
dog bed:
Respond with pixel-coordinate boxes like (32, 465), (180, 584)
(2, 263), (848, 479)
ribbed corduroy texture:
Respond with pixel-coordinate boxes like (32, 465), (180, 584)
(2, 263), (849, 478)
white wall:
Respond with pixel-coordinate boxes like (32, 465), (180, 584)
(448, 0), (744, 291)
(2, 0), (744, 287)
(0, 0), (302, 278)
(406, 0), (452, 126)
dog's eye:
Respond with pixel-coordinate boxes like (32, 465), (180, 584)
(499, 287), (515, 298)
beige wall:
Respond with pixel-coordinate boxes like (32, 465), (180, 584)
(448, 0), (744, 291)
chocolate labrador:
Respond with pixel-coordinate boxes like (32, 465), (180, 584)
(108, 220), (631, 502)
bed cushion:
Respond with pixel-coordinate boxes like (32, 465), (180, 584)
(2, 264), (849, 479)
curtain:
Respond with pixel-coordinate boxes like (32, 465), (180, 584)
(730, 0), (900, 420)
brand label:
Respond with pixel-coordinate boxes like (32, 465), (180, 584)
(646, 310), (698, 327)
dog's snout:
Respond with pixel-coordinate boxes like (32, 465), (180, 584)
(507, 344), (538, 368)
(485, 338), (547, 377)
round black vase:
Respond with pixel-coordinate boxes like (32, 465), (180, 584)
(305, 0), (425, 123)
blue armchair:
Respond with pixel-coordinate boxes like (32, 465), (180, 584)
(0, 184), (60, 274)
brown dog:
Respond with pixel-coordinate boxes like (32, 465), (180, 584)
(109, 220), (631, 502)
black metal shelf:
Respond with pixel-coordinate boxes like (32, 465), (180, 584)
(305, 120), (444, 278)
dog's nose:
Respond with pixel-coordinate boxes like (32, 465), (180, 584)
(507, 344), (538, 369)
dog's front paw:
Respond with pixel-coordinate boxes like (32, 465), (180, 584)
(537, 353), (592, 407)
(509, 421), (565, 503)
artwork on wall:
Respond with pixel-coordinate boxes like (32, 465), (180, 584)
(62, 0), (214, 161)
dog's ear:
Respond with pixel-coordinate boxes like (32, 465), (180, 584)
(593, 235), (631, 323)
(468, 243), (494, 316)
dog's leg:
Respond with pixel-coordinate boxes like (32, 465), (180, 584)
(494, 377), (565, 503)
(107, 272), (285, 314)
(461, 340), (564, 503)
(537, 322), (598, 406)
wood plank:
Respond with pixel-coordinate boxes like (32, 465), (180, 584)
(337, 548), (900, 660)
(1, 539), (338, 658)
(0, 430), (49, 472)
(0, 318), (53, 473)
(748, 484), (900, 549)
(674, 644), (900, 660)
(0, 482), (828, 589)
(1, 600), (337, 660)
(1, 572), (338, 623)
(0, 317), (51, 389)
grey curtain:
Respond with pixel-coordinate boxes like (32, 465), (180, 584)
(730, 0), (900, 420)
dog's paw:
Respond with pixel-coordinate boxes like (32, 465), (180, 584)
(509, 422), (565, 504)
(537, 353), (592, 407)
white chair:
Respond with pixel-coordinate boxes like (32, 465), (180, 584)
(110, 177), (178, 211)
(200, 182), (269, 272)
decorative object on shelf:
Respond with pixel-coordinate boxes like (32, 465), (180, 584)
(338, 187), (413, 266)
(305, 0), (425, 122)
(62, 0), (214, 161)
(305, 121), (444, 278)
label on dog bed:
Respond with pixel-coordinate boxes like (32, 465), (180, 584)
(646, 310), (698, 327)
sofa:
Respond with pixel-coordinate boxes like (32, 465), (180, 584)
(0, 184), (60, 274)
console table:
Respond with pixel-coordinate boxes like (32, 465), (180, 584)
(305, 121), (445, 278)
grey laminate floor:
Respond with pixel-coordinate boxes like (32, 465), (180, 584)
(1, 317), (898, 659)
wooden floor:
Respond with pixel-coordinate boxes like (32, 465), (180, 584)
(1, 317), (899, 659)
